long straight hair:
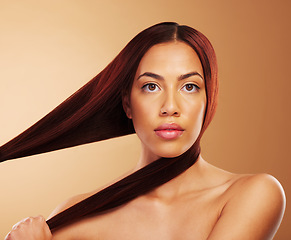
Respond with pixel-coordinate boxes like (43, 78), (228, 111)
(0, 22), (218, 230)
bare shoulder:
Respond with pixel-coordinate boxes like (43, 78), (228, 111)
(49, 191), (101, 240)
(48, 191), (93, 219)
(48, 170), (135, 239)
(48, 169), (134, 219)
(208, 173), (286, 240)
(48, 187), (110, 240)
(227, 173), (286, 208)
(227, 172), (283, 193)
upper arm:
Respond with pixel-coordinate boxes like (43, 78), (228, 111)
(207, 174), (286, 240)
(47, 193), (91, 240)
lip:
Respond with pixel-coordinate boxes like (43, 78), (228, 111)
(154, 123), (184, 140)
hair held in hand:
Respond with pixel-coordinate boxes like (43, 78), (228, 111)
(0, 22), (218, 230)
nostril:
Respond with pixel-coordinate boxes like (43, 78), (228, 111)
(160, 109), (167, 115)
(160, 109), (180, 116)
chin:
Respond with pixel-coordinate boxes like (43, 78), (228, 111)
(160, 152), (182, 158)
(154, 146), (191, 159)
(142, 139), (195, 160)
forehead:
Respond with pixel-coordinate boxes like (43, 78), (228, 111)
(135, 41), (204, 77)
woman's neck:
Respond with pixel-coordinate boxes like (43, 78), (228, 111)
(132, 153), (207, 202)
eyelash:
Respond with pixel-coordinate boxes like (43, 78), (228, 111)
(141, 83), (160, 92)
(141, 83), (200, 93)
(181, 83), (200, 93)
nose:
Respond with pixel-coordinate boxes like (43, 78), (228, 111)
(159, 91), (180, 117)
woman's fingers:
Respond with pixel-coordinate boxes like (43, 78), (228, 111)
(5, 216), (52, 240)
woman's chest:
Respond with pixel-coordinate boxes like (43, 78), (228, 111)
(72, 192), (225, 240)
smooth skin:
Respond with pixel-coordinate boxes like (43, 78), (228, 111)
(5, 42), (286, 240)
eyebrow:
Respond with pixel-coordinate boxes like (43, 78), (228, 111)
(137, 71), (204, 81)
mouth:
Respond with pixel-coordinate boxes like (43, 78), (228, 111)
(154, 123), (184, 140)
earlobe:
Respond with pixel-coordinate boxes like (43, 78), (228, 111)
(125, 108), (132, 119)
(122, 95), (132, 119)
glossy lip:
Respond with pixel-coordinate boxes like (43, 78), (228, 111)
(154, 123), (184, 140)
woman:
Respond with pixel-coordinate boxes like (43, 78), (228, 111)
(2, 22), (285, 239)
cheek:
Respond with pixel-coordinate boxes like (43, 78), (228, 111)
(190, 106), (205, 138)
(130, 98), (153, 134)
(129, 93), (162, 150)
(129, 88), (159, 129)
(191, 101), (206, 124)
(183, 96), (206, 137)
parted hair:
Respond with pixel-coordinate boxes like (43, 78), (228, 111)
(0, 22), (218, 230)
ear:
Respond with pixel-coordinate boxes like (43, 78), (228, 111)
(122, 94), (132, 119)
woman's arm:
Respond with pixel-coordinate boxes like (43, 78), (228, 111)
(4, 216), (52, 240)
(207, 174), (286, 240)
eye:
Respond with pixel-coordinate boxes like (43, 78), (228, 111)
(142, 83), (160, 92)
(181, 83), (200, 93)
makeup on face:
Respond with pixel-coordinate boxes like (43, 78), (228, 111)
(126, 41), (206, 160)
(154, 123), (184, 140)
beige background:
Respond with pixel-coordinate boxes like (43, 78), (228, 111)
(0, 0), (290, 238)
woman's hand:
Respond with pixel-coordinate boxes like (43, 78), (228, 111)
(4, 216), (52, 240)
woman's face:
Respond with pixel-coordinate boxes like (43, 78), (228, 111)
(123, 41), (206, 161)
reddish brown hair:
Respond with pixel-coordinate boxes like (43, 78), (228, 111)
(0, 22), (218, 230)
